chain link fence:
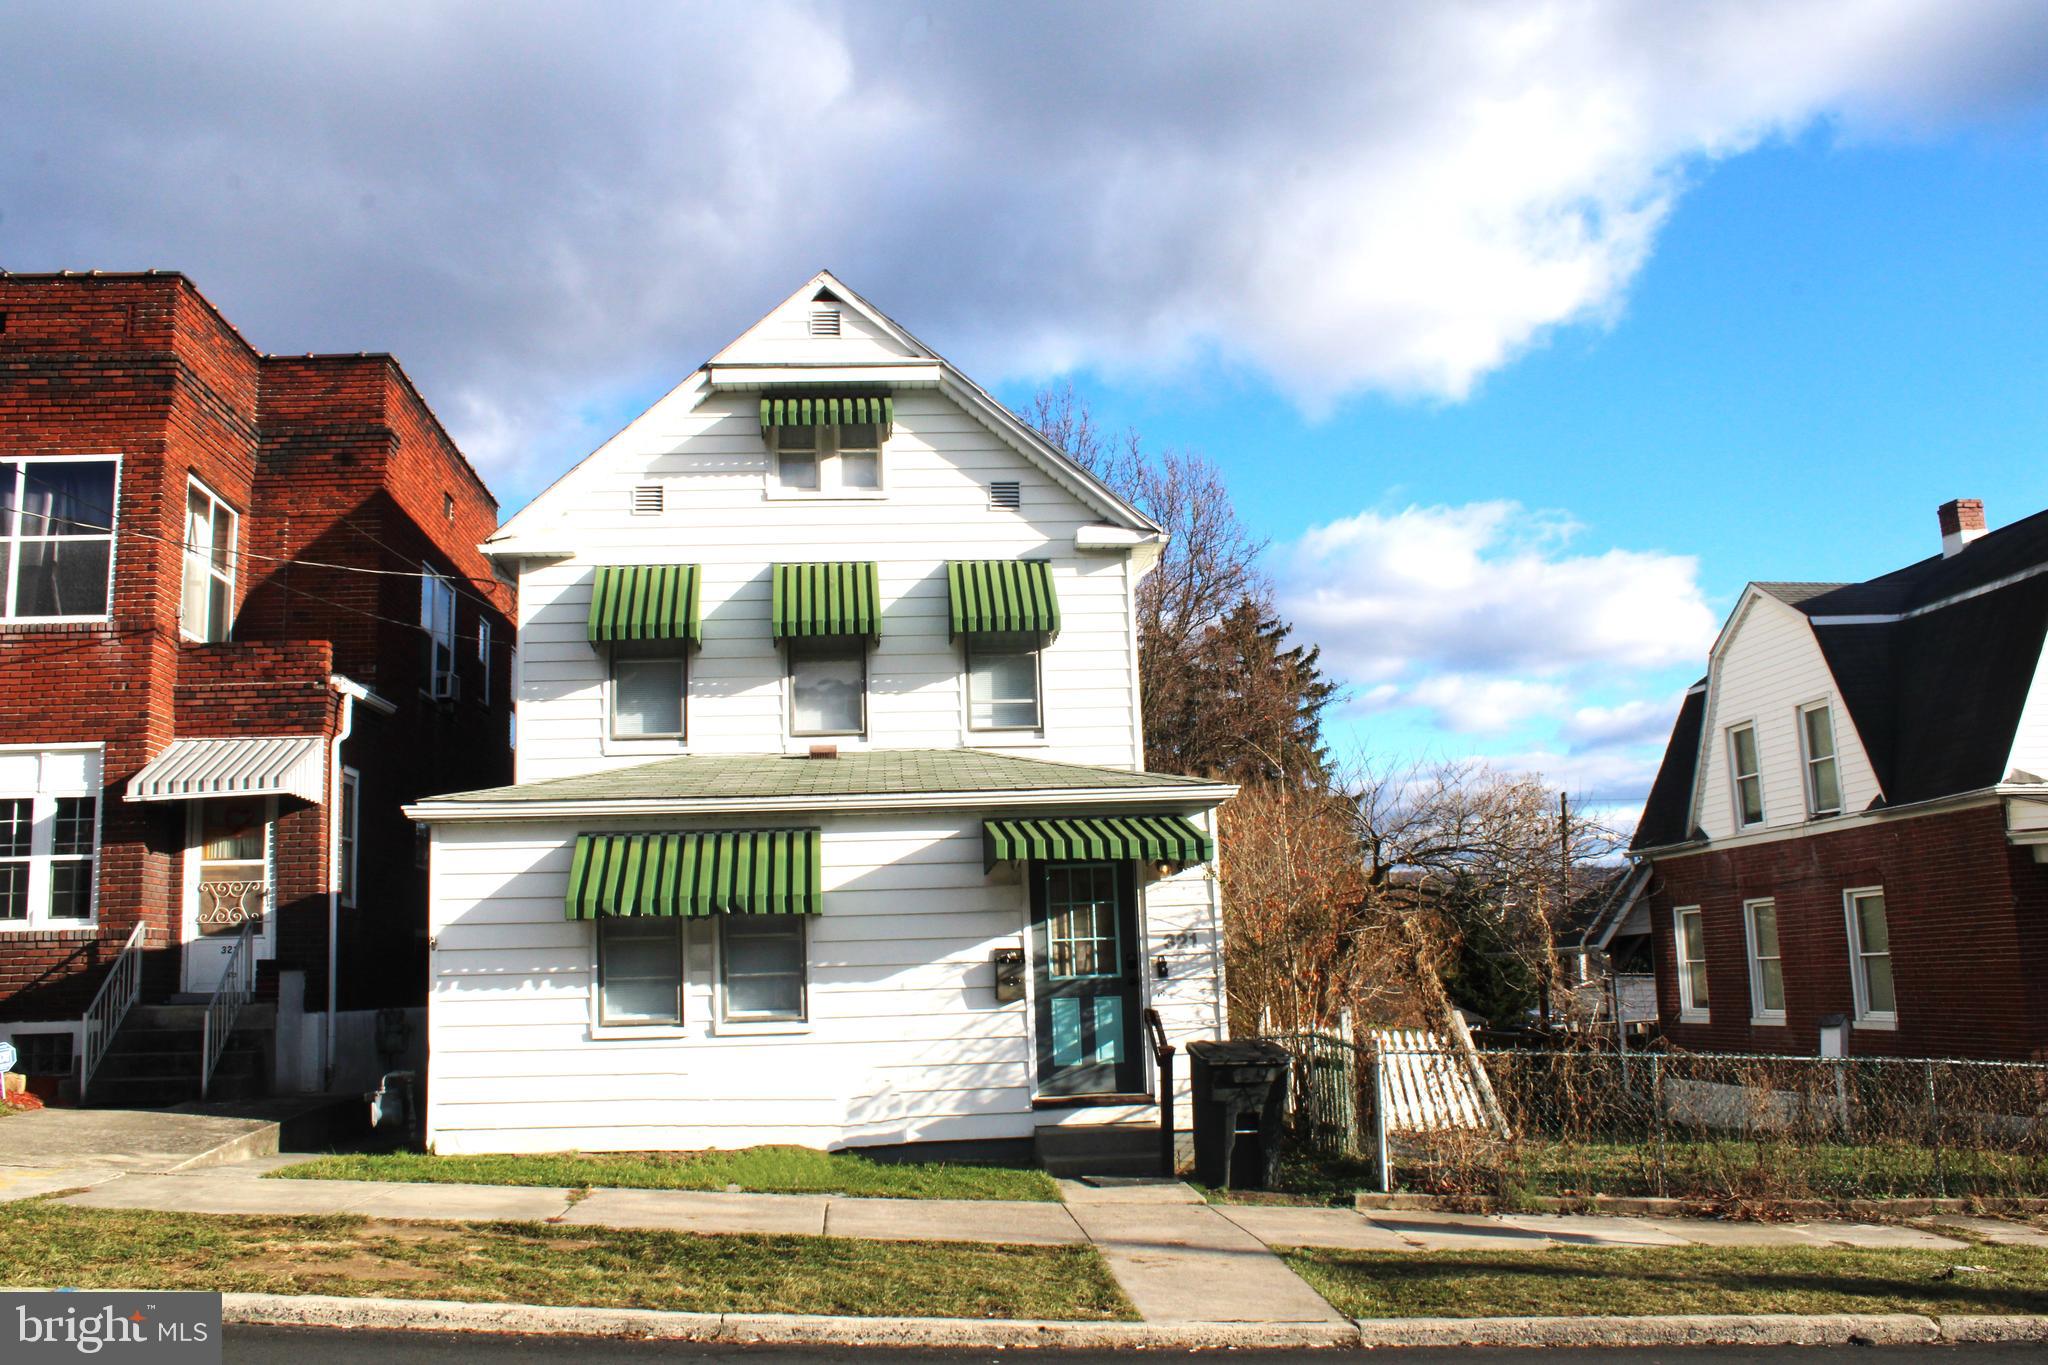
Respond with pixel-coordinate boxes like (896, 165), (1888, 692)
(1265, 1032), (2048, 1204)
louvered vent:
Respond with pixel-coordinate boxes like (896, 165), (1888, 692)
(809, 308), (842, 336)
(989, 480), (1022, 511)
(631, 485), (663, 516)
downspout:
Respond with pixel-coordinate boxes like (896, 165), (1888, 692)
(324, 675), (394, 1090)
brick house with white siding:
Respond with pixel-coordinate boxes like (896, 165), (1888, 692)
(1632, 498), (2048, 1061)
(408, 273), (1233, 1164)
(0, 272), (512, 1104)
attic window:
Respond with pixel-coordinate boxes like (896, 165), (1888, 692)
(631, 485), (664, 516)
(809, 308), (842, 337)
(442, 492), (455, 522)
(989, 481), (1022, 511)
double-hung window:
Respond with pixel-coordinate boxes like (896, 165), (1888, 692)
(771, 422), (881, 495)
(1800, 702), (1842, 816)
(720, 916), (807, 1023)
(180, 479), (238, 642)
(1727, 724), (1764, 827)
(1744, 898), (1785, 1021)
(0, 747), (102, 928)
(609, 642), (687, 740)
(477, 618), (492, 705)
(420, 567), (457, 698)
(596, 918), (683, 1027)
(966, 632), (1043, 731)
(788, 638), (865, 736)
(1844, 888), (1895, 1025)
(1674, 905), (1709, 1019)
(337, 768), (360, 907)
(0, 457), (119, 622)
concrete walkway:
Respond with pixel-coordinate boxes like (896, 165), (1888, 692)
(0, 1103), (302, 1201)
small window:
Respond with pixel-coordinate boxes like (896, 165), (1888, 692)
(477, 618), (492, 704)
(9, 1031), (72, 1076)
(809, 308), (841, 336)
(442, 492), (456, 523)
(989, 480), (1022, 511)
(1, 457), (119, 621)
(721, 915), (807, 1022)
(967, 632), (1043, 730)
(338, 768), (360, 907)
(420, 567), (457, 698)
(772, 423), (882, 495)
(609, 641), (687, 740)
(180, 479), (238, 642)
(1674, 905), (1709, 1017)
(631, 485), (664, 516)
(1744, 898), (1784, 1019)
(788, 638), (865, 736)
(1845, 888), (1895, 1023)
(1801, 703), (1842, 816)
(598, 917), (683, 1026)
(1728, 724), (1764, 827)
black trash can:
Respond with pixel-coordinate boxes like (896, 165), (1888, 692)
(1187, 1039), (1290, 1189)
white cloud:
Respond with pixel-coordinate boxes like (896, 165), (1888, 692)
(3, 2), (2046, 494)
(1562, 697), (1688, 752)
(1398, 676), (1574, 736)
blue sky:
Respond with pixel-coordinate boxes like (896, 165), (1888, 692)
(7, 2), (2048, 813)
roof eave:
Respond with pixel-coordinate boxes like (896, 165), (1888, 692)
(407, 781), (1238, 824)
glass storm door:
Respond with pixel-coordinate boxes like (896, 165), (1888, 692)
(182, 798), (274, 993)
(1030, 860), (1142, 1097)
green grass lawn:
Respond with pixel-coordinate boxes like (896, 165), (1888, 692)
(1285, 1243), (2048, 1319)
(1, 1200), (1130, 1320)
(272, 1146), (1060, 1202)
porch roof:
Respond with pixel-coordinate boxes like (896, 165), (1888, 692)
(125, 735), (326, 804)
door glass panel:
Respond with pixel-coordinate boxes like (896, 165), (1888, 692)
(197, 801), (268, 936)
(1046, 862), (1120, 980)
(1050, 996), (1082, 1067)
(1092, 996), (1124, 1064)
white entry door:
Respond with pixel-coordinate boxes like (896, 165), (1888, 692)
(181, 798), (277, 994)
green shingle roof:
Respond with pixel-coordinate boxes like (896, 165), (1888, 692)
(419, 748), (1222, 807)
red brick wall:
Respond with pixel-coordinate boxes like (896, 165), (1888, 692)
(1646, 801), (2048, 1061)
(0, 274), (511, 1025)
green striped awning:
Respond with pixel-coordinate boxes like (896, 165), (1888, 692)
(982, 815), (1213, 873)
(587, 565), (702, 646)
(565, 830), (823, 919)
(759, 394), (894, 433)
(947, 560), (1060, 639)
(772, 562), (882, 641)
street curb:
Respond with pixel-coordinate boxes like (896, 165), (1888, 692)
(206, 1294), (2048, 1350)
(1351, 1190), (2048, 1220)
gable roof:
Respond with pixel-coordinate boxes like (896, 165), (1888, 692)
(492, 271), (1160, 550)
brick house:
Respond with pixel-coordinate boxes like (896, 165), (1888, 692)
(0, 272), (513, 1104)
(1631, 498), (2048, 1062)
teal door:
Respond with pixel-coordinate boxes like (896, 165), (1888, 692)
(1030, 860), (1143, 1097)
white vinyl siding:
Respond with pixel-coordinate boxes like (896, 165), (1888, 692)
(423, 809), (1220, 1154)
(1743, 898), (1784, 1022)
(1844, 887), (1896, 1026)
(508, 388), (1143, 779)
(1674, 905), (1708, 1020)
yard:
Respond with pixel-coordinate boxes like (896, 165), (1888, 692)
(1284, 1242), (2048, 1319)
(0, 1200), (1130, 1320)
(272, 1146), (1060, 1202)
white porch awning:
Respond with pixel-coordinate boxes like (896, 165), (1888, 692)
(125, 736), (327, 804)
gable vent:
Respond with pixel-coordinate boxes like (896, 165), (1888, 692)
(989, 480), (1022, 511)
(809, 308), (842, 337)
(631, 484), (663, 516)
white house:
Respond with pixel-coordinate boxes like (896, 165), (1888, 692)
(408, 273), (1236, 1161)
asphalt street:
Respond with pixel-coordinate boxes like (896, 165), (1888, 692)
(218, 1325), (2048, 1363)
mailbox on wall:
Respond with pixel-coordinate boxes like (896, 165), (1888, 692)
(992, 947), (1026, 1004)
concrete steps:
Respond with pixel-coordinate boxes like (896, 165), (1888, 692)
(85, 1004), (273, 1109)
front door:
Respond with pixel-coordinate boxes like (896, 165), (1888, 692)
(1030, 860), (1143, 1097)
(181, 798), (275, 994)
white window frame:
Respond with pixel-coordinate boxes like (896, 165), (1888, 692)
(606, 642), (689, 743)
(1843, 886), (1897, 1029)
(1673, 904), (1709, 1021)
(337, 767), (360, 908)
(0, 744), (103, 931)
(767, 422), (886, 500)
(593, 916), (687, 1031)
(965, 634), (1045, 733)
(1798, 700), (1843, 818)
(1727, 722), (1765, 828)
(716, 914), (810, 1032)
(1742, 897), (1785, 1024)
(420, 565), (457, 699)
(786, 637), (867, 739)
(476, 618), (492, 705)
(0, 454), (121, 625)
(179, 475), (239, 643)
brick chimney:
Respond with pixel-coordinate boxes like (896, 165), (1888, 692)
(1939, 498), (1987, 558)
